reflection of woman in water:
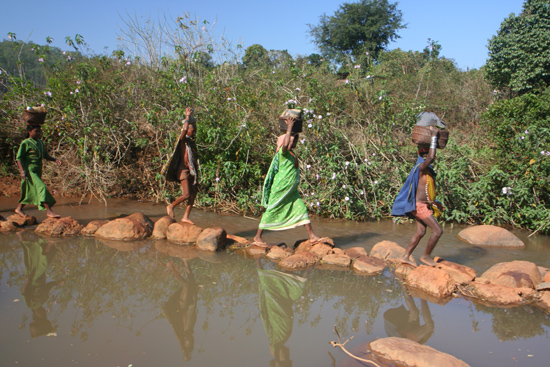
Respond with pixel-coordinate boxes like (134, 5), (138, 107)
(255, 257), (308, 367)
(19, 232), (63, 338)
(383, 284), (434, 344)
(163, 259), (198, 362)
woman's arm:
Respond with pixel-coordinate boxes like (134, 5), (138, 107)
(280, 117), (295, 153)
(179, 107), (193, 140)
(418, 127), (438, 171)
(16, 160), (27, 180)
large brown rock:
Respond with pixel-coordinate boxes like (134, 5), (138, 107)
(152, 216), (176, 239)
(457, 225), (524, 247)
(0, 220), (18, 232)
(406, 266), (457, 298)
(279, 252), (320, 270)
(294, 237), (334, 252)
(353, 255), (386, 274)
(81, 220), (109, 236)
(95, 215), (152, 241)
(310, 242), (334, 257)
(166, 222), (203, 244)
(464, 281), (530, 306)
(322, 253), (351, 267)
(370, 241), (408, 263)
(6, 214), (37, 227)
(196, 227), (227, 252)
(369, 337), (470, 367)
(35, 217), (83, 237)
(246, 245), (268, 256)
(480, 260), (541, 289)
(435, 258), (477, 284)
(126, 213), (154, 233)
(536, 291), (550, 313)
(344, 247), (368, 259)
(267, 246), (292, 260)
(332, 247), (345, 256)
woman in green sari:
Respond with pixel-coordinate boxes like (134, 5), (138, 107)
(253, 117), (320, 246)
(15, 124), (61, 218)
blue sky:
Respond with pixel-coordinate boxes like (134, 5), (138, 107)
(3, 0), (525, 70)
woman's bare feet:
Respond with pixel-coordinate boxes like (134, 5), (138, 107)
(15, 207), (28, 218)
(181, 218), (194, 225)
(46, 211), (61, 218)
(309, 235), (322, 244)
(166, 205), (175, 219)
(253, 235), (268, 247)
(420, 255), (439, 267)
(400, 256), (417, 267)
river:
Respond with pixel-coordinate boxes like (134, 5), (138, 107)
(1, 197), (549, 366)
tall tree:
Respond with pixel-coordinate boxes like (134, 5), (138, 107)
(485, 0), (550, 94)
(308, 0), (405, 63)
(242, 44), (270, 68)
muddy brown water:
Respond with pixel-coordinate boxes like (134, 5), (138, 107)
(1, 197), (550, 367)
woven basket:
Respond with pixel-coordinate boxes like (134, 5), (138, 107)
(23, 108), (47, 124)
(412, 125), (449, 149)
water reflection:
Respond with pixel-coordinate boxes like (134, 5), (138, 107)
(383, 283), (434, 344)
(255, 257), (308, 367)
(163, 259), (199, 362)
(18, 231), (63, 338)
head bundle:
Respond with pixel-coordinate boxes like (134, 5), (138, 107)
(23, 106), (47, 125)
(278, 109), (303, 133)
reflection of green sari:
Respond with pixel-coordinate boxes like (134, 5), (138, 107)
(21, 239), (57, 310)
(258, 269), (306, 348)
(259, 150), (310, 231)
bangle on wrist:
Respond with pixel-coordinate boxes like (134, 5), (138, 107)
(430, 136), (438, 149)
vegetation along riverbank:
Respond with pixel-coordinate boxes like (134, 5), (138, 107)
(1, 0), (550, 234)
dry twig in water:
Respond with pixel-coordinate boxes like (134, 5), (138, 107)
(329, 327), (382, 367)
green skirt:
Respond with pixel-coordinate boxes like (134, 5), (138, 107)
(19, 165), (56, 210)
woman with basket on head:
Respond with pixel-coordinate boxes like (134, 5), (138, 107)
(15, 107), (62, 218)
(391, 112), (448, 267)
(253, 109), (321, 246)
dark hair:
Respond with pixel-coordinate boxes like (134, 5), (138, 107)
(25, 124), (40, 138)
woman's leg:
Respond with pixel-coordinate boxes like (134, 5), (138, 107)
(42, 203), (60, 218)
(181, 179), (197, 224)
(167, 172), (192, 219)
(305, 223), (321, 242)
(419, 215), (442, 266)
(253, 228), (266, 246)
(400, 219), (427, 266)
(15, 203), (27, 217)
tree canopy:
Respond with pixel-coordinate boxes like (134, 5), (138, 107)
(308, 0), (405, 63)
(485, 0), (550, 94)
(242, 44), (269, 68)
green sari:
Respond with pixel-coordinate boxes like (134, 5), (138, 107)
(259, 149), (310, 231)
(16, 138), (56, 210)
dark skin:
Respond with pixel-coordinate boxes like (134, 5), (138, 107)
(401, 127), (445, 267)
(253, 117), (320, 246)
(15, 126), (62, 218)
(166, 107), (197, 224)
